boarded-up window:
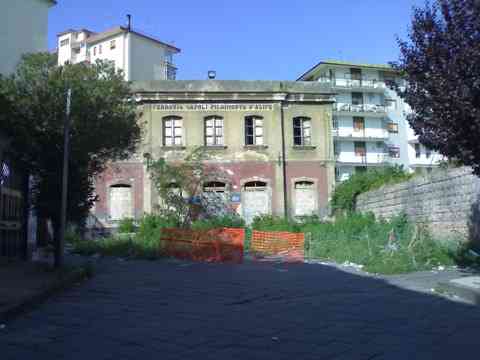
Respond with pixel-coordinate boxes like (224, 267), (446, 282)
(109, 184), (133, 220)
(242, 181), (269, 224)
(294, 181), (316, 216)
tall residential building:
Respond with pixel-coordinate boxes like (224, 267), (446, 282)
(297, 60), (443, 181)
(0, 0), (56, 75)
(57, 24), (180, 81)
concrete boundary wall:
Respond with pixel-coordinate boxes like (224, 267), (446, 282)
(356, 167), (480, 244)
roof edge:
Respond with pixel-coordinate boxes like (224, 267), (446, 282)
(296, 59), (397, 81)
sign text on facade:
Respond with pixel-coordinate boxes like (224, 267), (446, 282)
(153, 104), (274, 112)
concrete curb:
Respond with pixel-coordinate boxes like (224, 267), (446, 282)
(437, 276), (480, 304)
(0, 266), (91, 322)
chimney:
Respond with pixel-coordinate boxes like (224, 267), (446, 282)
(127, 14), (132, 31)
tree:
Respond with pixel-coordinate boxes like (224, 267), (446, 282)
(0, 53), (141, 240)
(392, 0), (480, 173)
(147, 147), (237, 227)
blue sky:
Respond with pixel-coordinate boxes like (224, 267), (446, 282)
(48, 0), (423, 80)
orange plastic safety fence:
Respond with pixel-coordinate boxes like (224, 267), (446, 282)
(161, 228), (245, 263)
(251, 230), (305, 262)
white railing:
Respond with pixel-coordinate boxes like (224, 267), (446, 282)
(332, 129), (389, 140)
(334, 103), (387, 114)
(318, 76), (386, 89)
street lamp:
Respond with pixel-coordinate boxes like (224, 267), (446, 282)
(56, 88), (72, 269)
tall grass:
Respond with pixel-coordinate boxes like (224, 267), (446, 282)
(303, 213), (458, 274)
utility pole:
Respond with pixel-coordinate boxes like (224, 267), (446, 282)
(56, 88), (71, 268)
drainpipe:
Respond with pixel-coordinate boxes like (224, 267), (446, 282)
(280, 99), (289, 218)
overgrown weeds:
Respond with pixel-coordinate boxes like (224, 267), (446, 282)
(304, 213), (459, 274)
(331, 166), (412, 214)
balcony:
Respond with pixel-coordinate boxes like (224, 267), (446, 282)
(332, 128), (389, 141)
(317, 76), (386, 91)
(335, 152), (389, 165)
(333, 103), (387, 116)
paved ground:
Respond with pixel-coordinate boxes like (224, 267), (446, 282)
(1, 258), (480, 359)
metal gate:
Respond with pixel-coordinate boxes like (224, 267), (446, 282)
(0, 161), (26, 258)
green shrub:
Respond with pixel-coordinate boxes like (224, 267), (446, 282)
(331, 165), (412, 214)
(304, 213), (458, 274)
(118, 218), (136, 233)
(251, 215), (302, 233)
(191, 215), (245, 231)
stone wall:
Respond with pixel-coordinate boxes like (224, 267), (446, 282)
(356, 167), (480, 245)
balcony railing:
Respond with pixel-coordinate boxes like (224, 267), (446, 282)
(336, 152), (389, 165)
(334, 103), (387, 114)
(332, 129), (389, 140)
(317, 76), (386, 90)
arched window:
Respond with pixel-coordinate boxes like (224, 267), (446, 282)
(204, 116), (224, 146)
(109, 184), (133, 220)
(163, 116), (183, 146)
(245, 116), (264, 145)
(242, 180), (270, 223)
(243, 181), (267, 191)
(293, 117), (311, 146)
(203, 181), (227, 193)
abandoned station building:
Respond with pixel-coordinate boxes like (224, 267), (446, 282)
(93, 81), (336, 224)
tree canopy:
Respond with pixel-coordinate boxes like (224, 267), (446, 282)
(392, 0), (480, 173)
(0, 53), (141, 231)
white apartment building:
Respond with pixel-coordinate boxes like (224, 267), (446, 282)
(297, 60), (443, 181)
(0, 0), (56, 75)
(57, 25), (180, 81)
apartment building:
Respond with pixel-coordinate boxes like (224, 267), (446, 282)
(0, 0), (56, 75)
(92, 81), (336, 225)
(57, 23), (180, 81)
(1, 0), (56, 259)
(297, 60), (442, 181)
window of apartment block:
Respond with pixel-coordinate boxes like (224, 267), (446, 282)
(93, 46), (97, 56)
(245, 116), (264, 146)
(415, 143), (421, 158)
(353, 117), (365, 132)
(99, 44), (102, 54)
(334, 142), (340, 156)
(352, 92), (363, 105)
(293, 117), (312, 146)
(205, 116), (224, 146)
(350, 68), (362, 80)
(60, 38), (70, 47)
(354, 141), (366, 156)
(426, 148), (432, 158)
(389, 146), (400, 158)
(110, 40), (116, 50)
(387, 122), (399, 133)
(332, 116), (338, 129)
(163, 116), (183, 146)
